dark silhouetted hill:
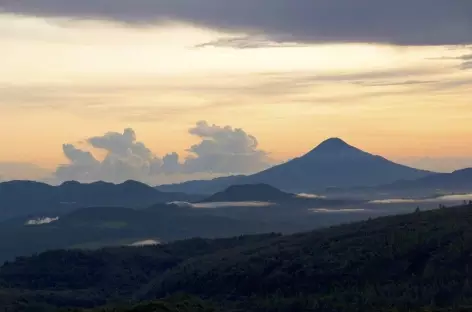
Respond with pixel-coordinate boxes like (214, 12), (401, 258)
(324, 167), (472, 198)
(201, 184), (295, 202)
(383, 168), (472, 192)
(0, 180), (202, 221)
(156, 175), (245, 195)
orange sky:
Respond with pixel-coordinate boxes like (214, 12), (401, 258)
(1, 14), (471, 181)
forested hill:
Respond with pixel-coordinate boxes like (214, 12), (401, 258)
(3, 204), (472, 311)
(0, 180), (202, 221)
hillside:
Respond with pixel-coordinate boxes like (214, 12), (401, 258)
(201, 184), (295, 202)
(324, 168), (472, 199)
(0, 180), (202, 221)
(157, 138), (434, 194)
(0, 204), (277, 264)
(156, 175), (245, 195)
(0, 196), (366, 264)
(378, 167), (472, 195)
(0, 234), (278, 311)
(94, 296), (216, 312)
(3, 204), (472, 311)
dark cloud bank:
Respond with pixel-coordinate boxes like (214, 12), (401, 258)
(1, 0), (472, 45)
(55, 121), (272, 183)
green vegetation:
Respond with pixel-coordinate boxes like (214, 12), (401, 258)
(0, 205), (276, 264)
(2, 204), (472, 311)
(100, 221), (129, 229)
(90, 295), (217, 312)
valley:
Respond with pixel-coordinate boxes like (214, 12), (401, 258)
(1, 138), (472, 311)
(3, 204), (472, 311)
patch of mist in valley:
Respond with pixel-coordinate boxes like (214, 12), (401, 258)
(369, 193), (472, 204)
(310, 208), (370, 214)
(129, 239), (161, 247)
(25, 217), (59, 226)
(170, 201), (275, 209)
(307, 193), (472, 218)
(297, 193), (326, 199)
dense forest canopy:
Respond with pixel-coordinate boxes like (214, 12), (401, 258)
(2, 204), (472, 311)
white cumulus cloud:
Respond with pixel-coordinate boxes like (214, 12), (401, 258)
(54, 121), (273, 184)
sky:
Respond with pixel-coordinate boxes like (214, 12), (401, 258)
(0, 1), (471, 184)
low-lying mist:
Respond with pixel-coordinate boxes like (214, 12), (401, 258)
(369, 193), (472, 204)
(25, 217), (59, 226)
(170, 201), (275, 209)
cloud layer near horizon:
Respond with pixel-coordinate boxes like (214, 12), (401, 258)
(1, 0), (471, 46)
(55, 121), (273, 184)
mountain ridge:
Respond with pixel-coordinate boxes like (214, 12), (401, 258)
(352, 167), (472, 198)
(157, 137), (435, 194)
(0, 180), (202, 221)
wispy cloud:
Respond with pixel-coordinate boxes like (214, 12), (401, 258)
(431, 48), (472, 70)
(462, 61), (472, 70)
(0, 66), (451, 118)
(195, 35), (303, 49)
(353, 80), (438, 87)
(1, 63), (468, 124)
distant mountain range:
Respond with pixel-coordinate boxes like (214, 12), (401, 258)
(157, 138), (435, 194)
(156, 175), (245, 195)
(326, 167), (472, 199)
(0, 180), (202, 221)
(0, 181), (370, 263)
(383, 168), (472, 192)
(2, 138), (470, 223)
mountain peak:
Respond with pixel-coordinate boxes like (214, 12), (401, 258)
(304, 138), (357, 156)
(60, 180), (82, 187)
(317, 137), (350, 149)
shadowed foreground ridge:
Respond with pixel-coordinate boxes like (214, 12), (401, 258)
(3, 204), (472, 311)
